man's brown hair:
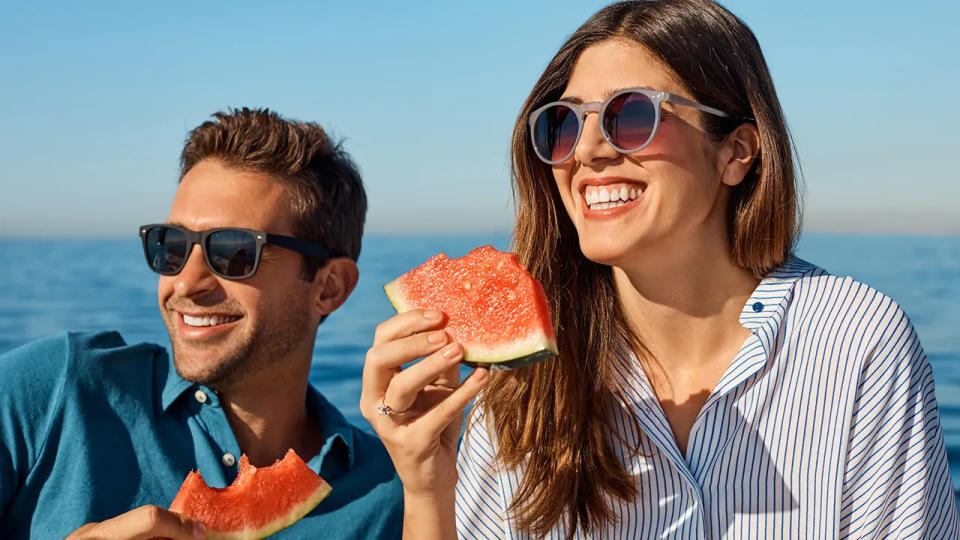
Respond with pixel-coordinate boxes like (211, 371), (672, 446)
(179, 108), (367, 278)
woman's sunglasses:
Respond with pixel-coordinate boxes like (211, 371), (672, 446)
(528, 87), (731, 165)
(138, 224), (339, 280)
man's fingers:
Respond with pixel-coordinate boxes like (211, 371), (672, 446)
(419, 367), (489, 439)
(67, 505), (205, 540)
(372, 309), (445, 346)
(383, 342), (462, 413)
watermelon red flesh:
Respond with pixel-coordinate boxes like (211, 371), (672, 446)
(383, 245), (557, 369)
(169, 449), (332, 540)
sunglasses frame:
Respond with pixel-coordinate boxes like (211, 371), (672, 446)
(138, 224), (340, 280)
(528, 87), (731, 165)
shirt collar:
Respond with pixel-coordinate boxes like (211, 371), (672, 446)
(157, 349), (192, 412)
(156, 353), (355, 469)
(738, 256), (819, 349)
(306, 386), (356, 470)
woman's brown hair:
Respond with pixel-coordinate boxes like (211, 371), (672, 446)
(474, 0), (801, 536)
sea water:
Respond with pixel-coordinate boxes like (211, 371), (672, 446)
(0, 233), (957, 506)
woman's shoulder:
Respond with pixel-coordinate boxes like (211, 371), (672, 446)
(777, 256), (918, 348)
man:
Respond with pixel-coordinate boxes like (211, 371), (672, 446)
(0, 109), (402, 538)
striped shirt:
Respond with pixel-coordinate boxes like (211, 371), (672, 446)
(456, 257), (960, 539)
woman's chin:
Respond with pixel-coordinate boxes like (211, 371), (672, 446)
(578, 235), (648, 268)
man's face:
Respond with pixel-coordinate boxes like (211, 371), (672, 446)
(158, 159), (317, 389)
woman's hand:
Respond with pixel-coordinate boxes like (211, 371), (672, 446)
(360, 309), (488, 498)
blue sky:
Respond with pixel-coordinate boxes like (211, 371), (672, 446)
(1, 1), (956, 236)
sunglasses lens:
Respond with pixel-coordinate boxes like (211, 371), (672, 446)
(532, 104), (580, 163)
(604, 92), (657, 151)
(206, 229), (258, 278)
(144, 226), (188, 274)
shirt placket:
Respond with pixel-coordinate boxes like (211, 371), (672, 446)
(619, 361), (708, 537)
(188, 385), (243, 487)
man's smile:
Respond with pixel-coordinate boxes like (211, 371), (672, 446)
(176, 311), (244, 340)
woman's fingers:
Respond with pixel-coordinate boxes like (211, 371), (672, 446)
(361, 310), (449, 420)
(383, 342), (462, 413)
(372, 309), (444, 346)
(418, 367), (489, 439)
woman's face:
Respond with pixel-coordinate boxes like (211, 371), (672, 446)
(552, 39), (732, 268)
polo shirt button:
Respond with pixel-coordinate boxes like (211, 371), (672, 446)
(752, 302), (764, 313)
(194, 390), (208, 404)
(222, 453), (236, 467)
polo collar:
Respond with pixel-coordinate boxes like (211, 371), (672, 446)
(306, 386), (357, 470)
(158, 350), (192, 412)
(156, 353), (355, 469)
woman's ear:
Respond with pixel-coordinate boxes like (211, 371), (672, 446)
(309, 258), (359, 319)
(718, 122), (761, 187)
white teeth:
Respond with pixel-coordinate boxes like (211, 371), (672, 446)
(584, 183), (645, 211)
(183, 314), (240, 327)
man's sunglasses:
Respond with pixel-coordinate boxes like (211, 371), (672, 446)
(138, 224), (340, 280)
(528, 87), (731, 165)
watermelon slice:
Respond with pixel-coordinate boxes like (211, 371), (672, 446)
(169, 449), (331, 540)
(384, 245), (557, 369)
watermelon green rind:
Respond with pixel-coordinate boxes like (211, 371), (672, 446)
(462, 348), (557, 370)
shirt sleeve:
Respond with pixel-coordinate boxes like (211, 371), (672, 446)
(838, 305), (960, 538)
(456, 405), (509, 540)
(0, 335), (70, 518)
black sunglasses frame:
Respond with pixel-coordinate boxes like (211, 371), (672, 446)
(138, 224), (341, 280)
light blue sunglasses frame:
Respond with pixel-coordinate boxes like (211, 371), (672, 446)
(528, 87), (731, 164)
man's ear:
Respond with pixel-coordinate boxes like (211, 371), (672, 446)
(717, 122), (761, 187)
(309, 258), (359, 318)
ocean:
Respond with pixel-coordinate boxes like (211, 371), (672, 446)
(0, 233), (957, 508)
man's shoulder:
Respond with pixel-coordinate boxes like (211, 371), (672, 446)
(0, 331), (167, 405)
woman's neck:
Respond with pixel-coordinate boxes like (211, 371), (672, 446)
(613, 235), (759, 374)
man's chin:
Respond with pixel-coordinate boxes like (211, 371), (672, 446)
(170, 344), (243, 387)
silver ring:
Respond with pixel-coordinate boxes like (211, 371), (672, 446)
(377, 399), (409, 416)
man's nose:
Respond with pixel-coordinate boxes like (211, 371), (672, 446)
(173, 244), (219, 297)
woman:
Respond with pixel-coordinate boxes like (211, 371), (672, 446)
(361, 1), (959, 538)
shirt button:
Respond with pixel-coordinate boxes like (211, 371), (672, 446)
(194, 389), (208, 404)
(222, 453), (236, 467)
(752, 302), (764, 313)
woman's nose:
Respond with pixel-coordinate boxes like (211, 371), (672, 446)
(574, 112), (620, 165)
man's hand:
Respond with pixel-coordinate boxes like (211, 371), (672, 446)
(66, 505), (206, 540)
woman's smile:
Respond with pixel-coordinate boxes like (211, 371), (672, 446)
(579, 177), (647, 218)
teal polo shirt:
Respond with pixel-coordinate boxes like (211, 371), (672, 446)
(0, 331), (402, 539)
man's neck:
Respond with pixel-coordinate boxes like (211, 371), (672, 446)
(216, 357), (325, 467)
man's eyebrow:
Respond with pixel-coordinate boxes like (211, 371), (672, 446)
(559, 86), (657, 105)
